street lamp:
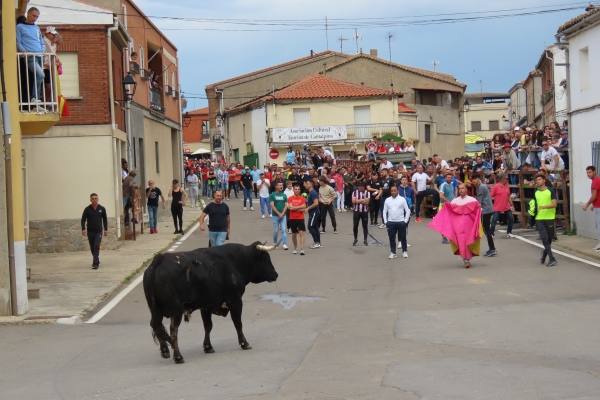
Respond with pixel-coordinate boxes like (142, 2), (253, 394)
(123, 72), (137, 101)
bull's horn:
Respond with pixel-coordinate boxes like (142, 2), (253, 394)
(256, 244), (275, 252)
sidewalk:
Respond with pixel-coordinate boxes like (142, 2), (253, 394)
(0, 205), (202, 323)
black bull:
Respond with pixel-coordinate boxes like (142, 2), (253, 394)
(143, 241), (278, 363)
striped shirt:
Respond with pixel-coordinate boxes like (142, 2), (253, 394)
(352, 190), (371, 213)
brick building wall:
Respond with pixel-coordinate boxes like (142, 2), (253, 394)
(54, 25), (111, 126)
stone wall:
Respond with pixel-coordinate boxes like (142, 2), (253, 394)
(27, 218), (121, 253)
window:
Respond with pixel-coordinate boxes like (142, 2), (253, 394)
(424, 124), (431, 143)
(155, 141), (160, 173)
(471, 121), (482, 131)
(579, 47), (589, 91)
(353, 105), (371, 125)
(293, 108), (311, 127)
(58, 53), (80, 98)
(417, 90), (439, 106)
(489, 120), (499, 130)
(132, 139), (137, 168)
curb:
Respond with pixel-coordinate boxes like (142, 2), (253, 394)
(2, 217), (199, 325)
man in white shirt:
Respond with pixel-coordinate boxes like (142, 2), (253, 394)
(257, 172), (271, 218)
(379, 157), (393, 170)
(411, 164), (440, 222)
(186, 172), (199, 208)
(383, 185), (411, 259)
(540, 141), (564, 172)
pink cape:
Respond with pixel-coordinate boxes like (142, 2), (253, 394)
(428, 196), (482, 259)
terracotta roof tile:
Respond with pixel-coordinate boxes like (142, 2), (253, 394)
(398, 102), (416, 113)
(558, 5), (600, 33)
(187, 107), (209, 116)
(271, 74), (395, 100)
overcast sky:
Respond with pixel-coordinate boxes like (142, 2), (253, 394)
(134, 0), (589, 110)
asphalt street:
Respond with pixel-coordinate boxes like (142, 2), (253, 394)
(3, 202), (600, 399)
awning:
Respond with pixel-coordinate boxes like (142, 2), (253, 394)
(192, 148), (211, 155)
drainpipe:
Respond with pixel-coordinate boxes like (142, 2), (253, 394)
(107, 19), (121, 239)
(555, 33), (574, 232)
(176, 56), (184, 182)
(0, 0), (18, 315)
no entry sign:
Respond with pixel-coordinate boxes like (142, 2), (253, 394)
(269, 148), (280, 159)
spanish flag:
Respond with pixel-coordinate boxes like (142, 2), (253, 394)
(59, 95), (69, 117)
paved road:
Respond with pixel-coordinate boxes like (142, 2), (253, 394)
(3, 203), (600, 399)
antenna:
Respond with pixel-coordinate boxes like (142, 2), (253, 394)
(325, 16), (329, 50)
(387, 33), (394, 90)
(432, 60), (439, 72)
(338, 35), (349, 53)
(479, 79), (483, 94)
(353, 29), (361, 54)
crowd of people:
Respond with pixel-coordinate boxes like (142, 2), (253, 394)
(184, 126), (586, 268)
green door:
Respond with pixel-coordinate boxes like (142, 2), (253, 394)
(243, 153), (259, 168)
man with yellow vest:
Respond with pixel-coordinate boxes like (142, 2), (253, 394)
(533, 174), (558, 267)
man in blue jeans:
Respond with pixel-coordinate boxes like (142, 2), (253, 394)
(16, 7), (46, 105)
(145, 180), (165, 234)
(240, 166), (254, 210)
(270, 182), (289, 250)
(199, 190), (230, 246)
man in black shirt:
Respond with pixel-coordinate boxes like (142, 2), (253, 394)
(240, 167), (254, 211)
(199, 190), (230, 247)
(378, 169), (395, 228)
(81, 193), (108, 269)
(367, 172), (382, 225)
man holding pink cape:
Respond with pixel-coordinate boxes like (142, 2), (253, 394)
(428, 184), (482, 268)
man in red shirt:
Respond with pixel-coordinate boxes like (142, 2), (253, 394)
(583, 165), (600, 251)
(287, 183), (307, 255)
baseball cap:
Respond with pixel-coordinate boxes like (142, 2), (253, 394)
(46, 26), (59, 35)
(513, 126), (520, 131)
(503, 143), (511, 148)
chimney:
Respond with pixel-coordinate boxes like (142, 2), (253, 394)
(369, 48), (378, 58)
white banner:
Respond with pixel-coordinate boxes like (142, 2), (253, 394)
(271, 126), (347, 143)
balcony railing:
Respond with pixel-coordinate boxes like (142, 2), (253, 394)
(17, 52), (59, 114)
(346, 123), (401, 140)
(149, 87), (164, 113)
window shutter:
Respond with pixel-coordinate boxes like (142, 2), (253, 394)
(58, 53), (80, 98)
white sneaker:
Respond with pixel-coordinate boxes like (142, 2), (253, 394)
(243, 207), (247, 210)
(388, 253), (398, 259)
(292, 250), (298, 254)
(261, 215), (265, 219)
(250, 207), (254, 211)
(310, 243), (321, 249)
(402, 251), (408, 258)
(282, 244), (289, 250)
(407, 243), (412, 247)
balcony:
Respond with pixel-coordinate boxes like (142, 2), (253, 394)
(346, 123), (401, 140)
(17, 52), (60, 134)
(149, 87), (164, 114)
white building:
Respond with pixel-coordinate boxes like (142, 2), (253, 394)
(508, 82), (527, 128)
(557, 5), (600, 238)
(463, 93), (510, 140)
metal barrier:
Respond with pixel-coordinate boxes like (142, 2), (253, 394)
(17, 52), (59, 113)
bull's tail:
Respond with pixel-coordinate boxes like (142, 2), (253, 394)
(143, 255), (172, 346)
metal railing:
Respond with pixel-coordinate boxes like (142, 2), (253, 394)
(17, 52), (59, 114)
(346, 123), (401, 140)
(149, 87), (164, 112)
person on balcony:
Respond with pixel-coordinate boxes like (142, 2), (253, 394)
(16, 7), (46, 106)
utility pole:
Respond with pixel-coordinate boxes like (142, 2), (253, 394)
(338, 35), (349, 53)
